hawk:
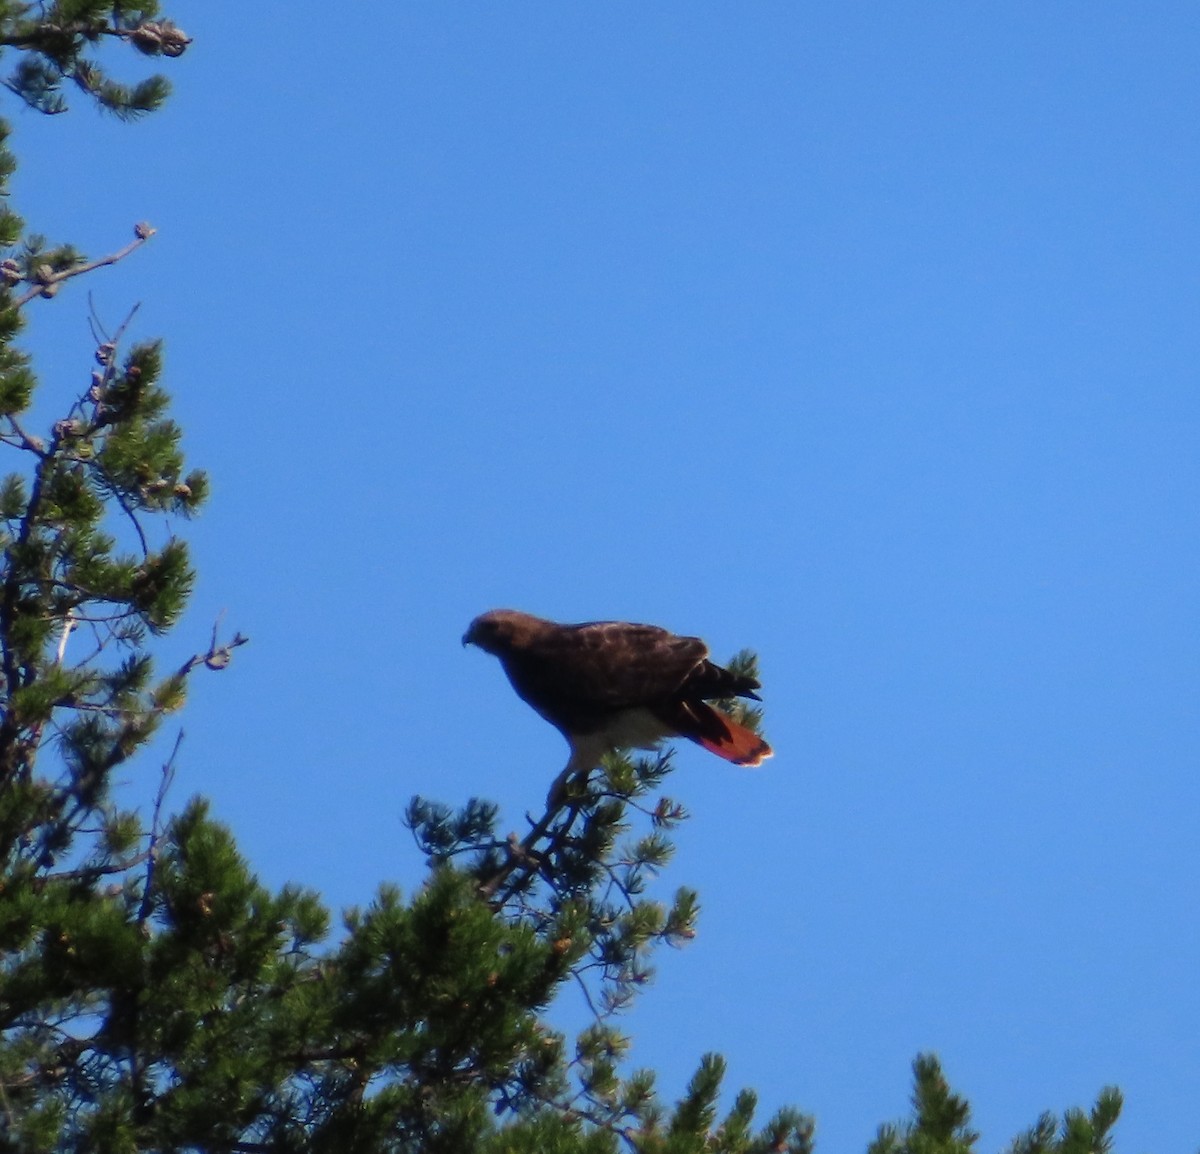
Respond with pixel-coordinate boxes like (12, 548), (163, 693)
(463, 610), (772, 789)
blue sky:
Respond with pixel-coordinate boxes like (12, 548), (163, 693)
(12, 4), (1200, 1150)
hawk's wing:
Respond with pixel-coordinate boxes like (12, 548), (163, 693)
(513, 620), (708, 712)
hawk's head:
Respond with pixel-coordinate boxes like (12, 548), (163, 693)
(463, 609), (542, 654)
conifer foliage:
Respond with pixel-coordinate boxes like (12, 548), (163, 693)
(0, 9), (1126, 1154)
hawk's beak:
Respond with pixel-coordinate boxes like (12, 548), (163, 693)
(462, 629), (473, 648)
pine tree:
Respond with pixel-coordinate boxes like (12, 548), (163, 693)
(0, 9), (1125, 1154)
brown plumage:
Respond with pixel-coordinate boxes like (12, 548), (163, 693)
(463, 609), (772, 785)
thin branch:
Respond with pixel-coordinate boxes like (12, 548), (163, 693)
(34, 849), (151, 887)
(86, 292), (110, 348)
(478, 766), (605, 906)
(15, 228), (155, 309)
(97, 302), (141, 355)
(175, 619), (249, 677)
(138, 729), (181, 927)
(4, 414), (46, 455)
(0, 18), (190, 55)
(478, 795), (574, 904)
(571, 967), (605, 1024)
(525, 1081), (640, 1152)
(85, 302), (141, 419)
(0, 419), (63, 704)
(109, 483), (148, 556)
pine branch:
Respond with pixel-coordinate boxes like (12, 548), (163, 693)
(478, 791), (583, 904)
(0, 407), (67, 739)
(0, 19), (191, 57)
(14, 224), (155, 308)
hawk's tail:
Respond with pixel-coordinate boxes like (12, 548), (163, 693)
(655, 700), (773, 767)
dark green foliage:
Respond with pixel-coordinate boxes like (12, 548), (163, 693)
(1007, 1087), (1123, 1154)
(869, 1058), (1122, 1154)
(0, 0), (187, 118)
(401, 746), (819, 1153)
(709, 649), (765, 735)
(870, 1055), (978, 1154)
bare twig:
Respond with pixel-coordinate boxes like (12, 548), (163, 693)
(87, 302), (141, 401)
(175, 617), (249, 677)
(97, 301), (141, 353)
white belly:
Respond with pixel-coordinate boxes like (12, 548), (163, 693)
(600, 707), (673, 750)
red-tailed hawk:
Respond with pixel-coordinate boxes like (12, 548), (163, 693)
(463, 610), (772, 787)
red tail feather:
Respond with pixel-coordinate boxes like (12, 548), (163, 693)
(654, 700), (773, 767)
